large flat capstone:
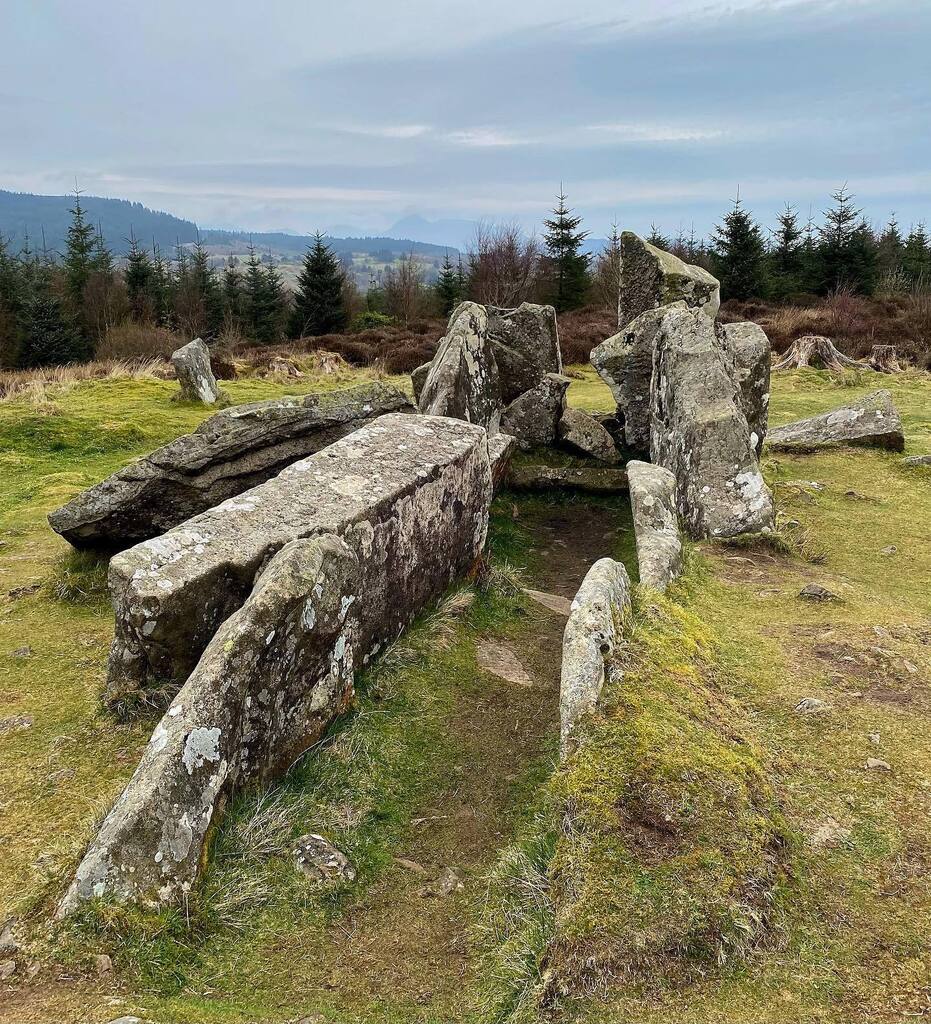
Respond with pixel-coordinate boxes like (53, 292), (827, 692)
(106, 413), (491, 711)
(650, 306), (774, 539)
(48, 383), (412, 551)
(766, 390), (904, 452)
(60, 535), (361, 912)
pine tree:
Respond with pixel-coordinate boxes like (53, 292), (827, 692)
(244, 245), (285, 343)
(17, 261), (85, 368)
(903, 224), (931, 284)
(818, 186), (876, 294)
(150, 243), (171, 326)
(63, 192), (97, 313)
(876, 217), (905, 282)
(434, 251), (460, 316)
(222, 260), (245, 330)
(125, 234), (154, 321)
(0, 235), (24, 367)
(769, 204), (804, 299)
(189, 238), (224, 337)
(542, 190), (590, 311)
(646, 224), (671, 250)
(290, 233), (346, 337)
(711, 194), (768, 300)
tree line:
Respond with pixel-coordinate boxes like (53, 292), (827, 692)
(1, 187), (929, 370)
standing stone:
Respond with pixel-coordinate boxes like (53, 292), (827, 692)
(560, 558), (631, 755)
(557, 407), (619, 463)
(105, 413), (491, 711)
(500, 373), (570, 450)
(766, 390), (904, 452)
(418, 302), (502, 433)
(48, 383), (412, 551)
(626, 461), (683, 592)
(718, 321), (772, 456)
(591, 305), (671, 453)
(650, 306), (774, 539)
(486, 303), (562, 403)
(172, 338), (221, 404)
(619, 232), (720, 328)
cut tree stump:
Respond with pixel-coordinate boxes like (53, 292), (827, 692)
(773, 335), (862, 372)
(866, 344), (902, 373)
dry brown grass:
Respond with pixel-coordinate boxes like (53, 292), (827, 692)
(93, 320), (186, 361)
(0, 357), (170, 401)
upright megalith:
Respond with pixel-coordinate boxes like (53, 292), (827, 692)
(619, 232), (720, 328)
(560, 558), (631, 755)
(766, 389), (904, 452)
(486, 303), (562, 403)
(626, 461), (683, 592)
(501, 373), (570, 450)
(717, 321), (771, 456)
(172, 338), (222, 404)
(650, 306), (774, 538)
(60, 535), (361, 912)
(419, 302), (502, 432)
(48, 383), (412, 551)
(105, 413), (491, 712)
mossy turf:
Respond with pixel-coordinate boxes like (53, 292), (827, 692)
(1, 363), (930, 1024)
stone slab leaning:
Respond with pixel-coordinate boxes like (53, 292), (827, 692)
(766, 389), (904, 452)
(626, 460), (683, 592)
(560, 558), (631, 755)
(48, 383), (412, 552)
(105, 413), (491, 713)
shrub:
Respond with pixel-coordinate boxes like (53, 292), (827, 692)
(350, 310), (394, 332)
(95, 320), (185, 361)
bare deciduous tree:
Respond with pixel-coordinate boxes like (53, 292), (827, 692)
(466, 221), (539, 307)
(592, 223), (623, 326)
(382, 252), (427, 324)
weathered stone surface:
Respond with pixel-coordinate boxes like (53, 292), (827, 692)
(650, 306), (774, 538)
(294, 834), (357, 884)
(500, 373), (570, 450)
(718, 321), (771, 456)
(626, 460), (682, 592)
(48, 384), (413, 551)
(619, 231), (720, 328)
(766, 390), (905, 452)
(486, 303), (562, 403)
(105, 413), (491, 710)
(557, 407), (619, 463)
(59, 535), (362, 912)
(418, 302), (502, 432)
(410, 362), (431, 405)
(902, 454), (931, 467)
(172, 338), (221, 404)
(507, 464), (628, 493)
(560, 558), (631, 754)
(590, 306), (670, 453)
(488, 432), (517, 493)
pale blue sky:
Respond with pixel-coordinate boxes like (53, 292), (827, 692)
(2, 0), (928, 243)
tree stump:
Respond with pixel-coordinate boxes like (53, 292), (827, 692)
(866, 344), (902, 373)
(773, 335), (861, 372)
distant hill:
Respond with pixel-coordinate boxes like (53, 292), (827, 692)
(0, 189), (199, 255)
(200, 228), (455, 260)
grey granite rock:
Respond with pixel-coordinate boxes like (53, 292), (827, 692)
(766, 390), (904, 452)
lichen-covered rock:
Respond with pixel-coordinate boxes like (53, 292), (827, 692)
(766, 390), (904, 452)
(59, 535), (362, 912)
(557, 407), (619, 464)
(626, 461), (682, 592)
(48, 383), (412, 551)
(500, 373), (570, 450)
(488, 432), (517, 493)
(105, 413), (491, 711)
(560, 558), (631, 754)
(507, 464), (628, 494)
(718, 321), (771, 456)
(172, 338), (221, 404)
(486, 303), (562, 403)
(418, 302), (501, 432)
(294, 834), (357, 884)
(590, 305), (671, 453)
(619, 232), (720, 327)
(650, 306), (774, 538)
(410, 361), (431, 405)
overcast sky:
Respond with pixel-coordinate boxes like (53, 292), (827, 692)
(3, 0), (929, 242)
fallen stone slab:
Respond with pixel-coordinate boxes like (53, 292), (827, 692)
(60, 534), (362, 912)
(507, 463), (628, 494)
(557, 407), (619, 463)
(590, 306), (669, 454)
(766, 390), (905, 452)
(418, 302), (502, 432)
(523, 588), (572, 616)
(902, 454), (931, 466)
(486, 303), (562, 403)
(500, 373), (570, 450)
(172, 338), (222, 404)
(48, 383), (413, 552)
(105, 413), (491, 711)
(477, 641), (533, 687)
(718, 321), (771, 455)
(626, 460), (683, 592)
(560, 558), (631, 754)
(619, 231), (720, 328)
(650, 306), (774, 539)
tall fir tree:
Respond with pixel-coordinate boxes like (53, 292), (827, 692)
(222, 259), (245, 330)
(711, 194), (768, 300)
(434, 251), (460, 316)
(125, 234), (154, 321)
(189, 238), (224, 336)
(150, 243), (171, 325)
(903, 224), (931, 284)
(769, 204), (804, 299)
(817, 186), (876, 294)
(290, 232), (346, 337)
(17, 258), (85, 368)
(0, 234), (25, 367)
(646, 224), (670, 250)
(542, 190), (590, 311)
(876, 217), (905, 282)
(244, 244), (285, 343)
